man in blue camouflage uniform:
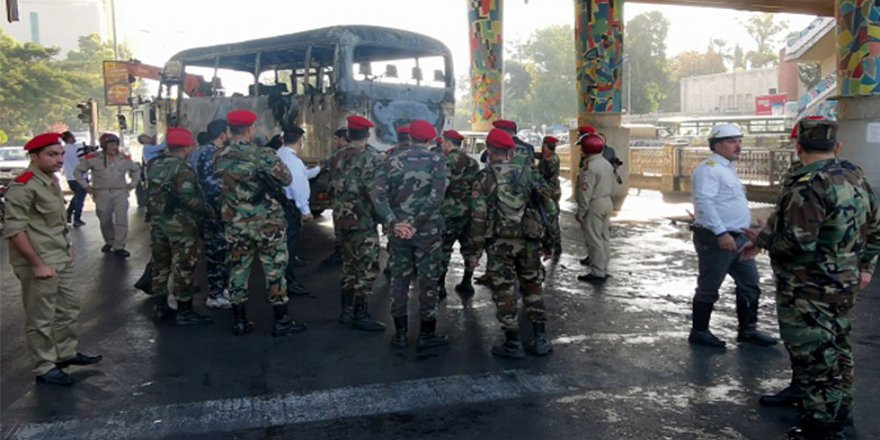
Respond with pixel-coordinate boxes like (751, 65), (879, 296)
(146, 128), (215, 326)
(469, 129), (560, 360)
(214, 110), (306, 337)
(744, 118), (880, 440)
(190, 119), (231, 309)
(372, 120), (448, 350)
(329, 115), (386, 332)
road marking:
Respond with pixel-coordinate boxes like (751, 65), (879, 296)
(6, 370), (574, 440)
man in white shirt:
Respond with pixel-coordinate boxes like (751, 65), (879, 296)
(276, 126), (320, 296)
(689, 124), (777, 349)
(61, 132), (86, 227)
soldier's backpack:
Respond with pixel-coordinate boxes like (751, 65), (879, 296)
(490, 166), (544, 240)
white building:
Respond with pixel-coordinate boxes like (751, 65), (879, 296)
(1, 0), (112, 58)
(680, 68), (778, 115)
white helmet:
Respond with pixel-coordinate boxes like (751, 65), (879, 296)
(708, 124), (744, 141)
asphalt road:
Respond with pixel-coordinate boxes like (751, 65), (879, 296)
(1, 191), (878, 440)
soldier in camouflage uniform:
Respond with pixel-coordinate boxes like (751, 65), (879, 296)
(190, 119), (231, 309)
(214, 110), (306, 337)
(372, 120), (448, 350)
(469, 129), (561, 360)
(492, 119), (535, 170)
(437, 129), (480, 302)
(146, 128), (215, 326)
(537, 135), (562, 258)
(745, 117), (880, 440)
(329, 115), (386, 332)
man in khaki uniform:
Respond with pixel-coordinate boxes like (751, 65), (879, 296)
(74, 133), (140, 257)
(576, 133), (614, 283)
(5, 133), (103, 386)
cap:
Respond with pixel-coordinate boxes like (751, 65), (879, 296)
(396, 126), (411, 135)
(283, 125), (305, 136)
(486, 129), (515, 150)
(543, 136), (559, 145)
(796, 116), (837, 150)
(226, 109), (258, 126)
(99, 133), (120, 145)
(707, 123), (744, 141)
(333, 127), (348, 138)
(408, 120), (437, 142)
(442, 130), (464, 141)
(166, 127), (195, 148)
(790, 115), (827, 139)
(24, 132), (63, 151)
(579, 134), (604, 155)
(578, 125), (596, 135)
(492, 119), (517, 131)
(347, 115), (375, 130)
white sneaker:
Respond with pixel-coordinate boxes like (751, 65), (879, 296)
(206, 294), (232, 309)
(167, 294), (178, 311)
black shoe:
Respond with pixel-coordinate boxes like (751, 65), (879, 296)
(760, 384), (804, 407)
(579, 257), (590, 266)
(231, 303), (255, 335)
(174, 300), (213, 326)
(291, 256), (309, 268)
(688, 329), (727, 349)
(73, 220), (86, 227)
(286, 281), (311, 297)
(474, 273), (491, 286)
(492, 331), (526, 359)
(153, 295), (174, 321)
(321, 249), (343, 267)
(438, 283), (447, 302)
(339, 290), (355, 325)
(351, 298), (386, 332)
(35, 367), (74, 386)
(56, 352), (103, 369)
(391, 316), (408, 349)
(271, 304), (307, 336)
(577, 273), (607, 283)
(416, 319), (448, 351)
(101, 244), (112, 253)
(134, 263), (153, 295)
(786, 422), (845, 440)
(526, 322), (553, 356)
(114, 249), (130, 258)
(737, 328), (778, 346)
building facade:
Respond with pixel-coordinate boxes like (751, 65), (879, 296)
(0, 0), (111, 58)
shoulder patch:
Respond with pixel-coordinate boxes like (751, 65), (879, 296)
(797, 173), (813, 183)
(14, 171), (35, 184)
(84, 153), (98, 160)
(705, 160), (717, 167)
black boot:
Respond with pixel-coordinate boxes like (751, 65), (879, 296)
(174, 300), (213, 326)
(416, 319), (448, 351)
(351, 296), (386, 332)
(454, 267), (475, 300)
(492, 330), (526, 359)
(526, 322), (553, 356)
(760, 382), (804, 407)
(391, 316), (408, 349)
(339, 289), (355, 325)
(438, 270), (448, 302)
(736, 298), (778, 346)
(134, 263), (153, 295)
(231, 303), (255, 335)
(474, 272), (490, 286)
(688, 301), (726, 348)
(321, 245), (343, 267)
(271, 304), (307, 336)
(153, 295), (174, 322)
(787, 419), (846, 440)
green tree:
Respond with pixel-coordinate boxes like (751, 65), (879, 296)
(742, 13), (788, 68)
(624, 11), (671, 114)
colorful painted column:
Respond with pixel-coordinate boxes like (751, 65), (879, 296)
(837, 0), (880, 96)
(574, 0), (624, 115)
(468, 0), (503, 131)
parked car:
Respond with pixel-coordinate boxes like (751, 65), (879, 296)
(0, 146), (28, 186)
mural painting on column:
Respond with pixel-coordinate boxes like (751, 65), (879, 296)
(469, 0), (503, 129)
(837, 0), (880, 96)
(575, 0), (623, 114)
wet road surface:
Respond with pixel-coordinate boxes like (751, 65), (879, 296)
(1, 189), (878, 440)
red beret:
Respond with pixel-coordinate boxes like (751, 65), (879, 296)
(543, 136), (559, 145)
(409, 120), (437, 142)
(166, 127), (195, 148)
(790, 115), (827, 139)
(227, 109), (257, 126)
(492, 119), (517, 131)
(443, 130), (464, 141)
(396, 126), (410, 135)
(580, 134), (604, 155)
(578, 125), (596, 135)
(24, 132), (63, 151)
(347, 115), (374, 130)
(486, 129), (515, 150)
(99, 132), (120, 145)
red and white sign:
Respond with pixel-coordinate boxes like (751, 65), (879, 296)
(755, 94), (788, 115)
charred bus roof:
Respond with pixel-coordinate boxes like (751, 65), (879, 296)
(167, 25), (452, 74)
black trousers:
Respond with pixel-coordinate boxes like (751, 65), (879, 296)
(283, 203), (302, 282)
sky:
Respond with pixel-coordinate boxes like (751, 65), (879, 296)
(115, 0), (817, 82)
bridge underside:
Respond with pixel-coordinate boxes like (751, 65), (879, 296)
(634, 0), (833, 17)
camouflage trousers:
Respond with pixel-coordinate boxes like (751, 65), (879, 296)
(200, 217), (228, 298)
(150, 221), (201, 301)
(388, 232), (443, 320)
(777, 293), (853, 426)
(486, 238), (546, 331)
(441, 216), (474, 271)
(225, 223), (288, 305)
(341, 228), (379, 299)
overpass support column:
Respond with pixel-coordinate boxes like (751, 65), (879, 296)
(835, 0), (880, 189)
(468, 0), (504, 131)
(572, 0), (629, 208)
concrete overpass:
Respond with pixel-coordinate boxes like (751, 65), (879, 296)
(637, 0), (832, 16)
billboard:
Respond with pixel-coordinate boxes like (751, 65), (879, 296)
(103, 61), (132, 106)
(755, 94), (788, 116)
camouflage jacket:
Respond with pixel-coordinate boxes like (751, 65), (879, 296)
(371, 144), (446, 233)
(190, 143), (222, 207)
(511, 137), (536, 170)
(213, 140), (292, 230)
(470, 162), (560, 255)
(330, 143), (380, 231)
(442, 148), (480, 219)
(146, 154), (214, 227)
(536, 150), (561, 200)
(756, 158), (880, 303)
